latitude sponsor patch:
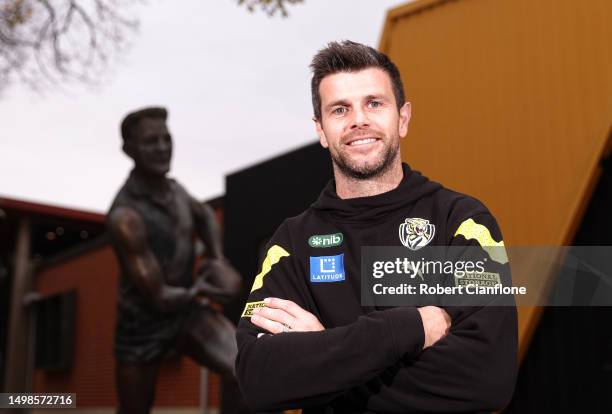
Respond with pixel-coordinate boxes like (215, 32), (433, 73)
(309, 254), (345, 283)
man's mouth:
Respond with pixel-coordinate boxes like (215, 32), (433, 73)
(346, 137), (380, 146)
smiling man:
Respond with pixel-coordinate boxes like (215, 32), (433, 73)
(235, 41), (518, 413)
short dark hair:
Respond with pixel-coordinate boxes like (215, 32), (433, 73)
(120, 107), (168, 142)
(310, 40), (405, 121)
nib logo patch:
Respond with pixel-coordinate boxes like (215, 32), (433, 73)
(308, 233), (343, 248)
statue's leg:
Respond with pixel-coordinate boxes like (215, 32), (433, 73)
(115, 360), (161, 414)
(177, 306), (251, 413)
(177, 306), (237, 378)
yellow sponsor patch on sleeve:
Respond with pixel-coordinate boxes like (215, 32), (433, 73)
(241, 300), (267, 318)
(455, 271), (502, 287)
(454, 218), (508, 264)
(250, 244), (290, 292)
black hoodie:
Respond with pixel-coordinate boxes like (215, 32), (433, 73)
(235, 163), (518, 413)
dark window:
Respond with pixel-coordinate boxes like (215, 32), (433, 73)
(34, 290), (76, 371)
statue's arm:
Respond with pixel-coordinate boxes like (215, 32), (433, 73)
(190, 198), (224, 260)
(107, 206), (197, 313)
(189, 198), (242, 303)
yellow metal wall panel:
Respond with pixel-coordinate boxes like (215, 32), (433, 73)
(382, 0), (611, 243)
(380, 0), (612, 355)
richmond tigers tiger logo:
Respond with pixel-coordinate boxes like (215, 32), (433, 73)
(399, 218), (435, 250)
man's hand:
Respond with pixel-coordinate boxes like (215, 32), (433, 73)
(418, 306), (451, 349)
(250, 299), (449, 349)
(251, 298), (324, 335)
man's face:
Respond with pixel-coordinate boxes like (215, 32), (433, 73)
(315, 67), (411, 179)
(125, 117), (173, 177)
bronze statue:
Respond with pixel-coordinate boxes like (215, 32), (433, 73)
(107, 107), (242, 414)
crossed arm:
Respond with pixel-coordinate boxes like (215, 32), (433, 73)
(251, 298), (449, 349)
(239, 298), (516, 412)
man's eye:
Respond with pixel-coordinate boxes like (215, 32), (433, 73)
(368, 100), (382, 108)
(332, 107), (346, 115)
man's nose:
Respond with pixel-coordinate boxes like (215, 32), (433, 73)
(350, 106), (370, 129)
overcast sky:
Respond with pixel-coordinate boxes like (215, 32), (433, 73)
(1, 0), (407, 213)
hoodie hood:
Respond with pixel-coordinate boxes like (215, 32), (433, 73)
(311, 163), (442, 223)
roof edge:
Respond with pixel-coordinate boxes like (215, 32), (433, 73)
(0, 196), (106, 224)
(379, 0), (457, 53)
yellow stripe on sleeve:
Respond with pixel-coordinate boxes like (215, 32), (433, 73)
(454, 218), (508, 264)
(250, 245), (290, 292)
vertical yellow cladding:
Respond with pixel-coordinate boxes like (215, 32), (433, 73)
(380, 0), (611, 359)
(381, 0), (612, 246)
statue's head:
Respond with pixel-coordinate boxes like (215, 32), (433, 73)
(120, 107), (172, 177)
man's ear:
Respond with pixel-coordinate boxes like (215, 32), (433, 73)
(398, 102), (412, 138)
(314, 117), (329, 148)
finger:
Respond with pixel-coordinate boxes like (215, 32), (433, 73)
(264, 297), (309, 319)
(442, 308), (451, 322)
(443, 310), (451, 334)
(251, 314), (285, 334)
(254, 307), (294, 327)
